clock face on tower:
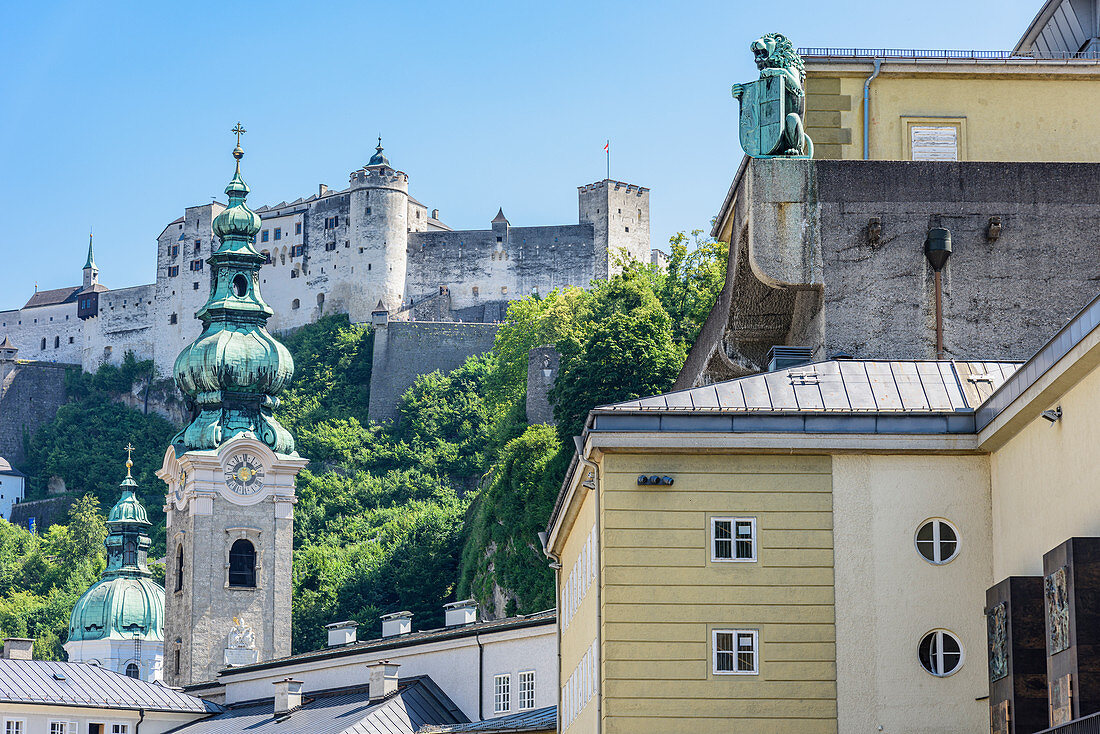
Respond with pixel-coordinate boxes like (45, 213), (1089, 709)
(224, 453), (265, 497)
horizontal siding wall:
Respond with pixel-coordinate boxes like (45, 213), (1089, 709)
(600, 453), (837, 734)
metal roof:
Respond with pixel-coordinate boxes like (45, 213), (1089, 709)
(418, 706), (555, 732)
(23, 286), (83, 309)
(171, 678), (465, 734)
(220, 610), (555, 677)
(600, 360), (1018, 415)
(0, 659), (218, 713)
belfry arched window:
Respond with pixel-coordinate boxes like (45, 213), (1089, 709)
(123, 538), (138, 567)
(228, 539), (256, 587)
(125, 662), (140, 678)
(175, 545), (184, 592)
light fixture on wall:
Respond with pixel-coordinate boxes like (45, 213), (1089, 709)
(1041, 406), (1063, 424)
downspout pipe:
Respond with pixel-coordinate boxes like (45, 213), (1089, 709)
(863, 58), (882, 160)
(476, 632), (484, 721)
(539, 531), (562, 734)
(574, 436), (602, 734)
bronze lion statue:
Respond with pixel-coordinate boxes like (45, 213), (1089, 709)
(731, 33), (813, 158)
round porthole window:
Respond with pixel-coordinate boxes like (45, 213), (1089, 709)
(918, 629), (963, 677)
(915, 518), (959, 565)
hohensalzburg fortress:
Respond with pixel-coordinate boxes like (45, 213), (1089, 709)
(0, 142), (650, 375)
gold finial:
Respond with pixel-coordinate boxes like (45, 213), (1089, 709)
(124, 442), (135, 477)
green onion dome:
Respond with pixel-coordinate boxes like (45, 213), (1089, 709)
(171, 129), (297, 456)
(68, 456), (164, 643)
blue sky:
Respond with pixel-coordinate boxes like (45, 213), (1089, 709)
(0, 0), (1042, 299)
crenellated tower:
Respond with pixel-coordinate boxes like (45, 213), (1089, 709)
(347, 138), (409, 320)
(159, 128), (306, 687)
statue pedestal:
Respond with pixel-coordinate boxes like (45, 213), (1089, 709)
(224, 648), (258, 667)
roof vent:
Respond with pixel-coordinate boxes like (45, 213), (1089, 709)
(767, 346), (813, 372)
(380, 611), (413, 638)
(324, 620), (358, 647)
(443, 600), (478, 628)
(52, 672), (66, 681)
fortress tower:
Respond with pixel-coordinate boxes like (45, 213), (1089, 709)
(578, 179), (651, 279)
(346, 139), (409, 319)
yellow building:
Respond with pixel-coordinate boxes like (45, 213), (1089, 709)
(803, 0), (1100, 161)
(547, 287), (1100, 733)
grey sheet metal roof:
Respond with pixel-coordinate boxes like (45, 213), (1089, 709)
(591, 360), (1020, 435)
(419, 705), (555, 732)
(0, 659), (219, 713)
(170, 677), (465, 734)
(220, 610), (555, 677)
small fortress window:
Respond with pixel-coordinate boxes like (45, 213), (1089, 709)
(194, 239), (201, 252)
(366, 207), (372, 216)
(193, 282), (200, 291)
(274, 228), (282, 241)
(175, 545), (184, 592)
(472, 286), (479, 297)
(40, 338), (46, 350)
(290, 269), (299, 279)
(169, 314), (178, 325)
(168, 266), (179, 277)
(292, 299), (300, 309)
(295, 222), (302, 235)
(326, 242), (336, 252)
(228, 539), (256, 588)
(261, 230), (269, 242)
(190, 259), (203, 272)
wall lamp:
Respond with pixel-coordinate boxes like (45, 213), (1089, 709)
(1041, 407), (1063, 424)
(637, 475), (674, 486)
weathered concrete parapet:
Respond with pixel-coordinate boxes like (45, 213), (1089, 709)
(744, 158), (822, 289)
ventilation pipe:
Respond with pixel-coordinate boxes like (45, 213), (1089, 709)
(2, 638), (33, 660)
(924, 228), (953, 359)
(380, 611), (412, 638)
(863, 59), (882, 160)
(324, 621), (358, 647)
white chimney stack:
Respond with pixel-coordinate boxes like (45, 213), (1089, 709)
(368, 661), (400, 700)
(443, 600), (478, 628)
(272, 678), (303, 715)
(2, 638), (33, 660)
(325, 620), (359, 647)
(319, 183), (329, 197)
(380, 611), (413, 638)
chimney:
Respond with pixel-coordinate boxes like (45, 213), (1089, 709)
(273, 678), (303, 716)
(443, 600), (477, 628)
(325, 620), (358, 647)
(319, 183), (329, 197)
(2, 638), (33, 660)
(368, 661), (400, 700)
(380, 611), (412, 638)
(431, 209), (439, 220)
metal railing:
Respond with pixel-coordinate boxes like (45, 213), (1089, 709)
(1037, 710), (1100, 734)
(798, 47), (1100, 60)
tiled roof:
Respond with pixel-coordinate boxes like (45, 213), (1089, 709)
(220, 611), (556, 677)
(0, 659), (218, 713)
(418, 706), (555, 732)
(599, 360), (1019, 414)
(172, 678), (465, 734)
(23, 286), (83, 309)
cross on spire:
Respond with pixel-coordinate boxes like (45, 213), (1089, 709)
(233, 123), (247, 146)
(124, 442), (135, 477)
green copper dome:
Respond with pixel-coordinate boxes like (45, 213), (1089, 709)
(367, 137), (390, 167)
(68, 456), (164, 644)
(171, 128), (296, 456)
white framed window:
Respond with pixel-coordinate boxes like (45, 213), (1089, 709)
(713, 629), (758, 675)
(49, 723), (76, 734)
(111, 726), (129, 734)
(494, 673), (511, 714)
(519, 670), (536, 710)
(915, 518), (959, 565)
(711, 517), (756, 562)
(918, 629), (964, 677)
(5, 721), (25, 734)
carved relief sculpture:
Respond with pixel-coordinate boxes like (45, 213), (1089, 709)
(988, 601), (1008, 682)
(731, 33), (813, 158)
(1046, 566), (1070, 654)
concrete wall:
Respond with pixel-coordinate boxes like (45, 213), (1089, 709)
(832, 455), (992, 734)
(682, 158), (1100, 386)
(987, 354), (1100, 581)
(367, 321), (499, 424)
(596, 452), (837, 734)
(804, 61), (1100, 161)
(8, 496), (75, 533)
(0, 359), (72, 465)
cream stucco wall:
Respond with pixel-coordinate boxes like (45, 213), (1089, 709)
(0, 704), (205, 734)
(557, 472), (599, 734)
(988, 358), (1100, 580)
(806, 63), (1100, 161)
(832, 454), (992, 734)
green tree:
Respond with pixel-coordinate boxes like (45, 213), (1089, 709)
(659, 231), (729, 346)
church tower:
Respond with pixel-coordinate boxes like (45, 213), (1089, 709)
(158, 128), (306, 687)
(82, 233), (99, 290)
